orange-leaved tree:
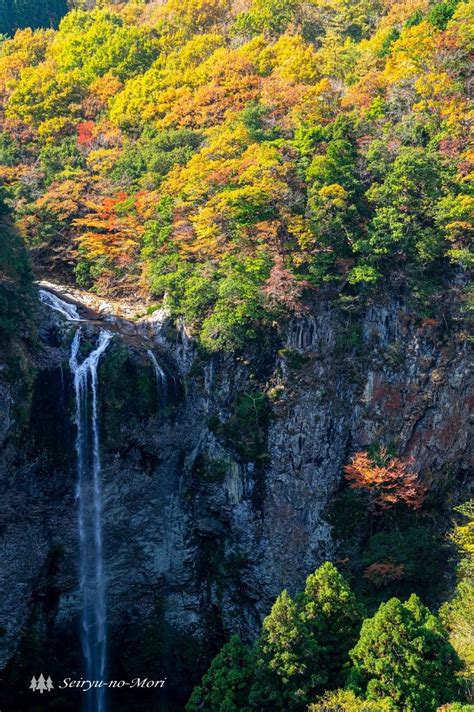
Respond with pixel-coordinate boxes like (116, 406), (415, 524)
(343, 448), (426, 512)
(363, 562), (405, 588)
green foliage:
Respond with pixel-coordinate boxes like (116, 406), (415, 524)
(99, 343), (156, 448)
(51, 8), (159, 82)
(362, 526), (445, 598)
(309, 688), (392, 711)
(349, 594), (463, 711)
(427, 0), (462, 30)
(440, 501), (474, 681)
(188, 559), (471, 711)
(111, 128), (202, 188)
(361, 148), (445, 266)
(328, 455), (449, 609)
(234, 0), (300, 38)
(0, 131), (21, 166)
(0, 198), (34, 340)
(39, 137), (85, 184)
(218, 389), (270, 461)
(277, 347), (309, 369)
(6, 62), (87, 124)
(186, 635), (254, 712)
(188, 563), (363, 711)
(378, 27), (400, 57)
(199, 261), (269, 352)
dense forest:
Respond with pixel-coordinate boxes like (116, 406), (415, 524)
(0, 1), (472, 710)
(0, 0), (69, 36)
(0, 0), (471, 351)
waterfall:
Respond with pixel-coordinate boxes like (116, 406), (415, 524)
(147, 349), (168, 408)
(39, 289), (81, 321)
(70, 329), (112, 712)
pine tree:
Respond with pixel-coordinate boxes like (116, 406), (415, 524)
(249, 563), (362, 711)
(349, 594), (463, 712)
(36, 673), (48, 693)
(0, 0), (67, 35)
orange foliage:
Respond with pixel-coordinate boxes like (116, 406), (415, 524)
(343, 448), (426, 511)
(74, 193), (143, 263)
(364, 561), (405, 587)
(158, 51), (262, 129)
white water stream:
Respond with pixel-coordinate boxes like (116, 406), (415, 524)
(39, 289), (81, 321)
(147, 349), (168, 408)
(70, 329), (112, 712)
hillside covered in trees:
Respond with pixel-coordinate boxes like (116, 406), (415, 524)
(0, 0), (472, 351)
(0, 2), (472, 711)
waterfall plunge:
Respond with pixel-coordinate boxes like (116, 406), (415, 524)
(147, 349), (168, 408)
(70, 329), (112, 712)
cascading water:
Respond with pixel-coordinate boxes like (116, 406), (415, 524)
(39, 289), (81, 321)
(147, 349), (168, 408)
(70, 329), (113, 712)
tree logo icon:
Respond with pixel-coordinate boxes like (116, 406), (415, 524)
(30, 674), (54, 693)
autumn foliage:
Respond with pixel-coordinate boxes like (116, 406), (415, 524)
(0, 0), (471, 347)
(343, 449), (426, 511)
(363, 561), (405, 588)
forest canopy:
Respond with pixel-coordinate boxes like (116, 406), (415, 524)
(0, 0), (69, 36)
(0, 0), (472, 349)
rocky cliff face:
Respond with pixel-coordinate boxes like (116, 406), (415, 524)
(0, 287), (471, 710)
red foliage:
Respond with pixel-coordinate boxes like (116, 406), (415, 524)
(343, 448), (426, 512)
(77, 120), (95, 146)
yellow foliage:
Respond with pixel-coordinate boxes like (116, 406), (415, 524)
(90, 72), (123, 104)
(37, 116), (73, 142)
(291, 78), (342, 125)
(0, 28), (54, 91)
(86, 148), (123, 175)
(384, 21), (437, 82)
(318, 183), (349, 209)
(258, 34), (321, 84)
(287, 215), (314, 250)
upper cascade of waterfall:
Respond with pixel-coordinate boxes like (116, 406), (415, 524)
(37, 279), (170, 323)
(39, 288), (81, 321)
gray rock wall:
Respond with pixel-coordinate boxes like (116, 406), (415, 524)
(0, 294), (471, 704)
